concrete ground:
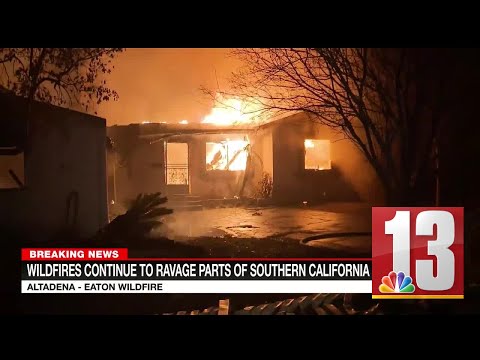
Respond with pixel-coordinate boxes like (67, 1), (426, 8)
(155, 202), (372, 257)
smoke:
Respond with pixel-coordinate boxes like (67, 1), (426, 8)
(96, 48), (242, 126)
(155, 211), (229, 239)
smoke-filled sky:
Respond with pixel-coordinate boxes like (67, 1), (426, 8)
(96, 48), (242, 126)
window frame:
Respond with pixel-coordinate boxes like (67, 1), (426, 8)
(0, 147), (26, 191)
(304, 139), (332, 171)
(205, 140), (249, 172)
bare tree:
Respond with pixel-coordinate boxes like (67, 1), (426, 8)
(207, 48), (455, 205)
(0, 48), (124, 112)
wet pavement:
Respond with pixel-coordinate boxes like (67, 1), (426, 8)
(156, 202), (372, 255)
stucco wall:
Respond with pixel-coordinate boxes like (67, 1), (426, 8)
(0, 95), (108, 241)
(268, 113), (382, 205)
(108, 141), (166, 213)
(109, 131), (260, 203)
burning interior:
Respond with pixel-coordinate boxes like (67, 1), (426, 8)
(206, 138), (250, 171)
(305, 139), (331, 170)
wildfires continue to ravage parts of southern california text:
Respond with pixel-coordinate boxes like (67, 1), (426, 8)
(26, 262), (370, 279)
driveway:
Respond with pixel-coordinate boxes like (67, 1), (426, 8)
(155, 202), (372, 256)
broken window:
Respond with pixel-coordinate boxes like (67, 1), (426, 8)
(206, 140), (249, 171)
(0, 149), (25, 189)
(304, 139), (331, 170)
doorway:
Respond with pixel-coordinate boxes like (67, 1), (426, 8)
(165, 142), (189, 195)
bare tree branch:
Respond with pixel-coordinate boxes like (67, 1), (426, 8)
(0, 48), (124, 111)
(203, 48), (454, 204)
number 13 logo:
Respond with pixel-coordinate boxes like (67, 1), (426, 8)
(372, 207), (464, 299)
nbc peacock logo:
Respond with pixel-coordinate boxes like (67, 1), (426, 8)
(379, 271), (415, 293)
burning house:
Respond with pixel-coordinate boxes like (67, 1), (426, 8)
(107, 111), (381, 212)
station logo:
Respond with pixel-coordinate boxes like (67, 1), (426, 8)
(372, 207), (464, 299)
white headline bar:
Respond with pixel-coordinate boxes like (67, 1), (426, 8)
(22, 280), (372, 294)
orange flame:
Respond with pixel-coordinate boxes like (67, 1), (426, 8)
(304, 139), (315, 148)
(206, 139), (249, 171)
(202, 94), (260, 126)
(304, 139), (331, 170)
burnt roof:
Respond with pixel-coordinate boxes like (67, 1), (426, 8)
(109, 122), (256, 142)
(108, 111), (305, 138)
(112, 122), (255, 132)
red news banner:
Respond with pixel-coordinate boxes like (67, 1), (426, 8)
(372, 207), (464, 299)
(22, 248), (129, 261)
(20, 249), (373, 294)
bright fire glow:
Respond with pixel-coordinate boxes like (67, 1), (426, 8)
(179, 120), (189, 124)
(202, 94), (260, 126)
(206, 139), (249, 171)
(304, 139), (315, 148)
(304, 139), (331, 170)
(142, 121), (151, 124)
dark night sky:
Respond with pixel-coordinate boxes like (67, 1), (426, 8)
(96, 48), (241, 126)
